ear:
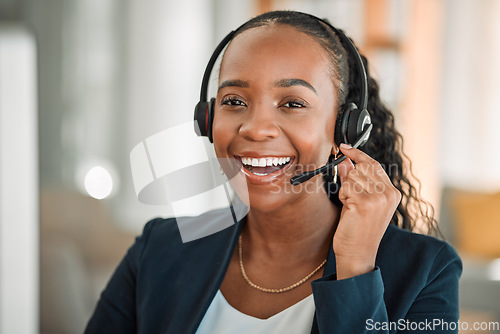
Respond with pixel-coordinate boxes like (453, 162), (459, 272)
(331, 144), (339, 156)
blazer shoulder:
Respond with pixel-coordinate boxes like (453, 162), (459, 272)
(135, 207), (244, 256)
(379, 224), (462, 278)
(383, 224), (459, 256)
(140, 216), (183, 244)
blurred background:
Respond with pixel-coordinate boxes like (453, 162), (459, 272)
(1, 0), (499, 333)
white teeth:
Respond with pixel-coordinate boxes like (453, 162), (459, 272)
(240, 156), (292, 167)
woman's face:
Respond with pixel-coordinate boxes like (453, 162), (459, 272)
(213, 24), (339, 212)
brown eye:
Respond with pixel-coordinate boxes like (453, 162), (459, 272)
(282, 100), (306, 108)
(221, 96), (246, 107)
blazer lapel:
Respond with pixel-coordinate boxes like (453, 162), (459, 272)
(180, 218), (244, 334)
(310, 238), (336, 334)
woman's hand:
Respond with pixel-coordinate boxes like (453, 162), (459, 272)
(333, 143), (402, 280)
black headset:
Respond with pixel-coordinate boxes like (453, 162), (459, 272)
(193, 13), (372, 185)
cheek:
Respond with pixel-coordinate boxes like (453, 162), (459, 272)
(294, 113), (337, 162)
(297, 133), (329, 163)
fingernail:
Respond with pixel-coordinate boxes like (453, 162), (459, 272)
(340, 143), (352, 149)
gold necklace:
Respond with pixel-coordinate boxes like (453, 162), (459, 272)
(238, 234), (327, 293)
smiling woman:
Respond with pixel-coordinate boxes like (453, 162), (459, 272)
(86, 10), (462, 334)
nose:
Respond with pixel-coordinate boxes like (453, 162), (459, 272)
(238, 106), (281, 141)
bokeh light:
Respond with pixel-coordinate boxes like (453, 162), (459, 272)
(84, 166), (113, 199)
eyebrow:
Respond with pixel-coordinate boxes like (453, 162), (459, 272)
(275, 79), (317, 94)
(217, 78), (317, 94)
(218, 80), (249, 91)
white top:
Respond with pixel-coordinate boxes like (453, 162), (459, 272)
(195, 290), (316, 334)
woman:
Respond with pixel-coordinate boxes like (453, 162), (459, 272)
(86, 11), (461, 334)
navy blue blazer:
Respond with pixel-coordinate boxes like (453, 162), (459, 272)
(86, 212), (462, 333)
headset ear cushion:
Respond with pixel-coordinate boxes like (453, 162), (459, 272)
(335, 102), (358, 146)
(194, 101), (209, 137)
(207, 98), (215, 143)
(193, 98), (215, 142)
(347, 108), (371, 147)
(347, 107), (362, 145)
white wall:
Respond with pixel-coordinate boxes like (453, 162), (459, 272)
(440, 0), (500, 191)
(113, 0), (217, 231)
(0, 24), (38, 334)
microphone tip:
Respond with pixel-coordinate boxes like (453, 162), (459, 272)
(290, 174), (312, 186)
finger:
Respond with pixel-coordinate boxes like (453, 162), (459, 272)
(337, 156), (354, 184)
(339, 143), (376, 165)
(348, 161), (393, 187)
(348, 171), (396, 195)
(342, 170), (374, 194)
(339, 144), (391, 182)
(339, 172), (377, 202)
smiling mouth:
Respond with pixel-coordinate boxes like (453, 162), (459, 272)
(236, 156), (294, 176)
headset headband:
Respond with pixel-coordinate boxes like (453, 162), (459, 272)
(198, 13), (368, 113)
(199, 31), (236, 102)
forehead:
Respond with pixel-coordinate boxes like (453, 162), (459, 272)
(219, 25), (331, 85)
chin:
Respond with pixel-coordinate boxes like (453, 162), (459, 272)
(243, 182), (300, 214)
